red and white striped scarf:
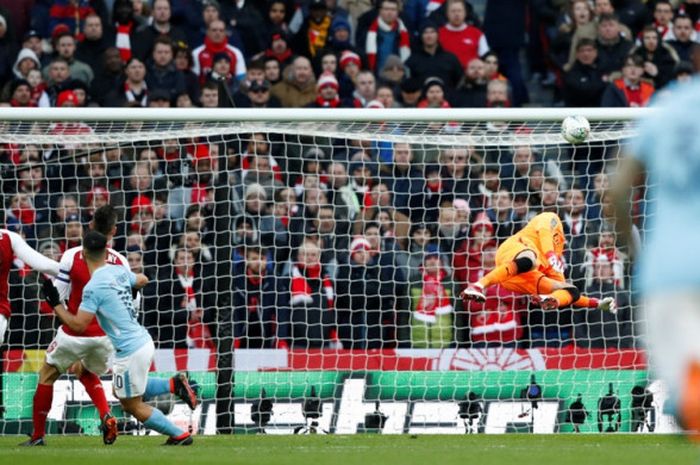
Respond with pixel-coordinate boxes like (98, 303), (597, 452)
(366, 16), (411, 71)
(115, 22), (133, 62)
(425, 0), (444, 16)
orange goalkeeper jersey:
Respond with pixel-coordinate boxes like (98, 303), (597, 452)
(512, 212), (566, 274)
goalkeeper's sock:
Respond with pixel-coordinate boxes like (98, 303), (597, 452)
(31, 383), (53, 440)
(143, 407), (185, 437)
(79, 371), (110, 419)
(478, 261), (519, 288)
(143, 377), (171, 401)
(573, 295), (599, 309)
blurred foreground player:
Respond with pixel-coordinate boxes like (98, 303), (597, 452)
(613, 80), (700, 438)
(461, 212), (617, 313)
(43, 231), (198, 446)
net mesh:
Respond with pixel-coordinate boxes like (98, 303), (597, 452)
(0, 112), (671, 435)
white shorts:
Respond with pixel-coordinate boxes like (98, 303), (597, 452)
(644, 292), (700, 401)
(112, 339), (155, 399)
(45, 327), (114, 374)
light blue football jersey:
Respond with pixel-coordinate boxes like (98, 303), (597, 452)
(630, 79), (700, 295)
(80, 264), (151, 356)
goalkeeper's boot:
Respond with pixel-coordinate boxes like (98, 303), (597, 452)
(164, 432), (193, 446)
(100, 413), (118, 445)
(598, 297), (618, 315)
(172, 373), (199, 410)
(461, 283), (486, 304)
(19, 436), (45, 446)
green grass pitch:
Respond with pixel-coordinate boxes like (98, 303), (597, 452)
(0, 435), (697, 465)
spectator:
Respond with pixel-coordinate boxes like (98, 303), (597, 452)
(293, 0), (333, 58)
(336, 236), (391, 348)
(411, 244), (454, 348)
(652, 0), (674, 41)
(365, 0), (411, 71)
(595, 13), (633, 78)
(10, 48), (41, 83)
(221, 0), (268, 57)
(206, 52), (239, 98)
(45, 57), (75, 106)
(265, 0), (290, 34)
(564, 38), (606, 107)
(351, 69), (376, 107)
(631, 25), (679, 89)
(327, 15), (357, 56)
(75, 14), (111, 74)
(263, 56), (282, 84)
(338, 50), (361, 98)
(327, 162), (361, 221)
(131, 0), (187, 61)
(192, 19), (246, 85)
(378, 54), (406, 89)
(146, 36), (186, 101)
(397, 76), (422, 108)
(172, 40), (200, 102)
(240, 78), (281, 108)
(112, 0), (139, 62)
(540, 178), (560, 214)
(45, 31), (94, 86)
(232, 245), (290, 348)
(307, 71), (350, 107)
(417, 77), (450, 108)
(485, 78), (510, 107)
(562, 187), (589, 288)
(482, 51), (507, 81)
(574, 254), (631, 348)
(262, 29), (294, 69)
(452, 58), (488, 108)
(289, 238), (335, 348)
(145, 247), (215, 348)
(601, 54), (654, 107)
(271, 55), (316, 107)
(380, 143), (425, 221)
(6, 80), (33, 107)
(105, 57), (148, 107)
(22, 30), (49, 68)
(465, 243), (526, 347)
(405, 20), (463, 89)
(89, 47), (124, 106)
(583, 226), (625, 289)
(485, 189), (516, 242)
(667, 14), (697, 62)
(199, 80), (219, 107)
(438, 0), (489, 69)
(315, 49), (339, 78)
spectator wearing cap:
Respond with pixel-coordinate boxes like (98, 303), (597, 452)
(22, 30), (49, 68)
(365, 0), (411, 71)
(131, 0), (187, 61)
(105, 57), (148, 107)
(327, 15), (360, 56)
(89, 47), (124, 106)
(411, 243), (455, 348)
(144, 36), (186, 101)
(6, 80), (33, 107)
(56, 89), (79, 107)
(192, 19), (246, 85)
(307, 71), (353, 107)
(398, 76), (421, 107)
(75, 14), (111, 75)
(263, 29), (294, 69)
(338, 50), (362, 99)
(563, 38), (606, 107)
(600, 54), (655, 107)
(271, 55), (317, 107)
(417, 76), (450, 108)
(44, 30), (94, 85)
(406, 20), (463, 89)
(378, 54), (406, 87)
(10, 48), (41, 84)
(292, 0), (333, 58)
(438, 0), (489, 69)
(240, 79), (281, 108)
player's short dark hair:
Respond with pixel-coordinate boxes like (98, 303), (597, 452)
(83, 231), (108, 261)
(92, 205), (117, 235)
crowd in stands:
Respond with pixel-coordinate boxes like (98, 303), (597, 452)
(0, 0), (682, 351)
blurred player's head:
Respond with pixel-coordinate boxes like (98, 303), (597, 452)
(83, 230), (108, 266)
(91, 204), (118, 239)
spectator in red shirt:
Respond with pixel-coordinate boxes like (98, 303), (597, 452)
(438, 0), (489, 69)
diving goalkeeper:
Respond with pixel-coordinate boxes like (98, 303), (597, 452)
(461, 212), (617, 314)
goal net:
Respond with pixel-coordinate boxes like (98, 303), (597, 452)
(0, 107), (670, 435)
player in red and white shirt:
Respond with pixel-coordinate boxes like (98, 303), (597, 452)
(0, 230), (60, 345)
(438, 0), (489, 69)
(23, 206), (127, 446)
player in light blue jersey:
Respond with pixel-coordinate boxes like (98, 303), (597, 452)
(614, 78), (700, 439)
(43, 231), (199, 446)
